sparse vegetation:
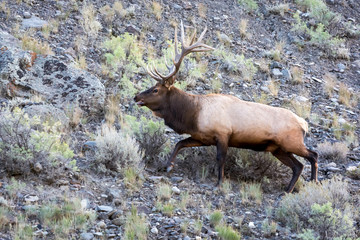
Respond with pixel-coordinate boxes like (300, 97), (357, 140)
(317, 141), (348, 163)
(291, 99), (312, 119)
(213, 46), (257, 81)
(103, 33), (145, 100)
(290, 66), (304, 84)
(276, 178), (355, 238)
(261, 218), (277, 237)
(113, 1), (127, 18)
(240, 182), (263, 205)
(239, 19), (248, 39)
(338, 82), (352, 107)
(216, 224), (241, 240)
(238, 0), (258, 12)
(179, 191), (190, 210)
(157, 183), (172, 201)
(323, 72), (336, 97)
(198, 3), (207, 18)
(0, 107), (74, 178)
(124, 207), (148, 240)
(268, 79), (279, 96)
(268, 3), (289, 16)
(270, 41), (285, 62)
(124, 115), (167, 165)
(100, 4), (115, 24)
(295, 0), (339, 26)
(292, 12), (345, 57)
(21, 35), (53, 55)
(80, 3), (102, 39)
(94, 125), (144, 175)
(210, 210), (224, 226)
(152, 1), (162, 21)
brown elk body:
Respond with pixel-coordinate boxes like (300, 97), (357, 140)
(134, 22), (318, 193)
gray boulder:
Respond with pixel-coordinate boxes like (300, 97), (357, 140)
(24, 104), (70, 127)
(0, 30), (105, 116)
(22, 16), (48, 29)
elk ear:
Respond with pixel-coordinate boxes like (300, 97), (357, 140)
(164, 76), (176, 89)
(164, 81), (171, 89)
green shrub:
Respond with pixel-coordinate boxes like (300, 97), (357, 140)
(307, 202), (354, 240)
(94, 126), (144, 175)
(124, 115), (168, 165)
(215, 224), (241, 240)
(0, 107), (74, 178)
(261, 218), (277, 237)
(124, 206), (148, 240)
(298, 229), (319, 240)
(276, 178), (355, 238)
(36, 198), (95, 239)
(156, 183), (172, 201)
(296, 0), (339, 26)
(238, 0), (258, 12)
(209, 210), (224, 226)
(292, 12), (344, 57)
(213, 46), (257, 81)
(103, 33), (145, 99)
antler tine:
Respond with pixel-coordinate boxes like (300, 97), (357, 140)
(164, 55), (173, 71)
(153, 64), (168, 79)
(145, 21), (214, 86)
(174, 25), (180, 56)
(180, 20), (186, 48)
(197, 26), (208, 43)
(146, 65), (162, 82)
(189, 29), (197, 45)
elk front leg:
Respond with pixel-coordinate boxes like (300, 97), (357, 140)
(216, 139), (228, 186)
(166, 137), (204, 172)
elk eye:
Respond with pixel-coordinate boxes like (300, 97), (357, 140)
(153, 89), (158, 93)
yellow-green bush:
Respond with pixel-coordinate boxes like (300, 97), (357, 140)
(292, 12), (344, 57)
(276, 178), (355, 238)
(0, 107), (74, 177)
(213, 46), (257, 81)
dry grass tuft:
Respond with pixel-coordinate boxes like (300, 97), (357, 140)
(152, 2), (162, 21)
(290, 66), (304, 84)
(338, 82), (352, 107)
(323, 72), (336, 97)
(198, 3), (207, 18)
(239, 19), (249, 39)
(268, 3), (289, 16)
(21, 35), (53, 55)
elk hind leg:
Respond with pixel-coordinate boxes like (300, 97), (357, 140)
(303, 148), (318, 182)
(272, 149), (304, 193)
(293, 147), (319, 182)
(216, 139), (228, 186)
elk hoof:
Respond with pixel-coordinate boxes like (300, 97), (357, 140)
(166, 164), (173, 173)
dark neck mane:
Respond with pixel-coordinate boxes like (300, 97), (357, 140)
(158, 87), (199, 134)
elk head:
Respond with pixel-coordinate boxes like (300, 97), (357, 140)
(134, 21), (214, 112)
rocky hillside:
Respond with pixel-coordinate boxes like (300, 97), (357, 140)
(0, 0), (359, 239)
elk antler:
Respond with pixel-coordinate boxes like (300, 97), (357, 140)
(147, 21), (214, 87)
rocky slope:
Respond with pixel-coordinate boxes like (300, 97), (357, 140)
(0, 0), (359, 239)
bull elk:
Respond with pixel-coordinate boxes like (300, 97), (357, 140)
(134, 21), (318, 193)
